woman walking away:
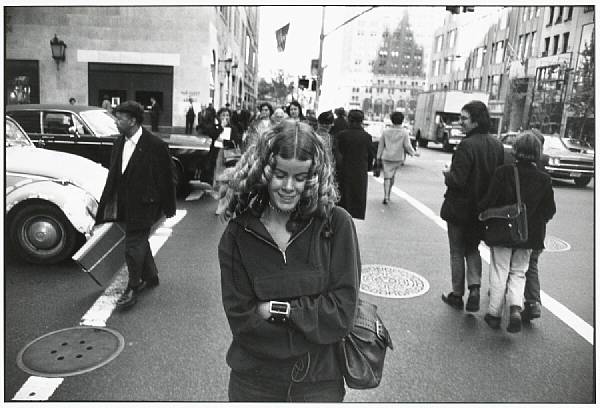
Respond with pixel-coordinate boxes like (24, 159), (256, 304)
(440, 100), (504, 313)
(376, 111), (419, 204)
(478, 132), (556, 333)
(218, 120), (360, 401)
(335, 109), (374, 220)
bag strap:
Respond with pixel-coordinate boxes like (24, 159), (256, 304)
(513, 164), (521, 207)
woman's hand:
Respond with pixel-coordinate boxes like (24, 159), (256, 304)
(256, 301), (271, 320)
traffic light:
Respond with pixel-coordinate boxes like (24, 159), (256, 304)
(446, 6), (460, 14)
(463, 6), (474, 12)
(298, 77), (309, 89)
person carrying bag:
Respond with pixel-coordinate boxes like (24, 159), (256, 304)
(478, 132), (556, 334)
(478, 164), (528, 246)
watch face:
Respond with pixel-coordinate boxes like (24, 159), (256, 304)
(270, 301), (290, 315)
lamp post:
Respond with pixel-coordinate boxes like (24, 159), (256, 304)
(50, 34), (67, 70)
(219, 58), (233, 106)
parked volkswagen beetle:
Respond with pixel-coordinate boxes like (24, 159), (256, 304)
(6, 115), (108, 264)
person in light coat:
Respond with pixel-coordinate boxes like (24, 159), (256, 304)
(376, 111), (419, 204)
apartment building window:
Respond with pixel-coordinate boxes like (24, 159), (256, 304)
(245, 34), (251, 65)
(555, 6), (563, 23)
(473, 78), (481, 90)
(547, 7), (554, 26)
(566, 6), (573, 21)
(436, 35), (443, 52)
(518, 34), (526, 58)
(530, 32), (536, 57)
(553, 34), (560, 55)
(475, 47), (484, 68)
(448, 30), (456, 48)
(495, 41), (504, 64)
(523, 7), (529, 21)
(489, 74), (502, 99)
(544, 37), (550, 56)
(562, 32), (570, 53)
(536, 7), (541, 17)
(433, 60), (440, 76)
(583, 6), (593, 13)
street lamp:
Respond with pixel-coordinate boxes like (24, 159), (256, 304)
(219, 58), (233, 106)
(50, 34), (67, 70)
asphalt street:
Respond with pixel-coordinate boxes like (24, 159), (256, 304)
(4, 145), (595, 403)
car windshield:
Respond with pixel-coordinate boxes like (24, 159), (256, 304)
(80, 110), (119, 137)
(6, 119), (33, 147)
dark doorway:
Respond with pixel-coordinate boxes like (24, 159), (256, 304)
(88, 63), (173, 126)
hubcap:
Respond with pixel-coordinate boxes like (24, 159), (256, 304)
(25, 218), (61, 250)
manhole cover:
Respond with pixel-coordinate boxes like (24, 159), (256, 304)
(361, 264), (430, 298)
(17, 326), (124, 377)
(544, 235), (570, 252)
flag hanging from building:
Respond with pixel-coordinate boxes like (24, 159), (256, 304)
(276, 23), (290, 52)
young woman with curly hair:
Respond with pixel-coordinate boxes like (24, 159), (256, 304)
(218, 120), (360, 402)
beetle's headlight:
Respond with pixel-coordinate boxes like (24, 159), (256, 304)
(549, 157), (560, 166)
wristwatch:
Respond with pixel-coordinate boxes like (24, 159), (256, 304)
(268, 301), (291, 323)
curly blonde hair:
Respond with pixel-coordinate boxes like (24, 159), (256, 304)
(219, 119), (338, 231)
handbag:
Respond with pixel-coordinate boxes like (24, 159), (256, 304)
(478, 165), (528, 246)
(372, 159), (381, 177)
(337, 297), (394, 389)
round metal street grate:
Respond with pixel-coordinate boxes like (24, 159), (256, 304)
(361, 264), (430, 299)
(544, 235), (571, 252)
(17, 326), (124, 378)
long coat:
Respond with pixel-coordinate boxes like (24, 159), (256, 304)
(96, 127), (176, 230)
(336, 123), (374, 219)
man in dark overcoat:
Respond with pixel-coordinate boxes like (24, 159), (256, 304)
(335, 109), (374, 219)
(96, 101), (176, 310)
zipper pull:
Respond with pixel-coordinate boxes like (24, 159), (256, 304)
(281, 250), (287, 264)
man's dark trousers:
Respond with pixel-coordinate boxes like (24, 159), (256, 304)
(123, 225), (157, 288)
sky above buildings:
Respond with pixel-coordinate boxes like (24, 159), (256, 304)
(257, 5), (504, 81)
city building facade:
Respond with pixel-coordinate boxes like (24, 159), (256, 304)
(426, 6), (594, 140)
(5, 6), (259, 130)
(327, 9), (426, 121)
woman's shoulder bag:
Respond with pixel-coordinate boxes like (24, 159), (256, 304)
(327, 210), (394, 390)
(338, 297), (394, 389)
(478, 164), (528, 246)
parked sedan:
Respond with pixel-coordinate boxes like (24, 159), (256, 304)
(6, 116), (108, 264)
(6, 104), (211, 190)
(499, 131), (594, 187)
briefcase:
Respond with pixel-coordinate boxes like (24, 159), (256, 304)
(72, 222), (126, 285)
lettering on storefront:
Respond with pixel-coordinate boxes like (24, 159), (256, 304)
(181, 91), (202, 97)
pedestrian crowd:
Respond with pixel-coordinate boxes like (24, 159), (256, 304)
(94, 96), (556, 402)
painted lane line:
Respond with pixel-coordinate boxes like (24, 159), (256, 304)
(373, 177), (594, 345)
(12, 209), (187, 401)
(12, 377), (64, 401)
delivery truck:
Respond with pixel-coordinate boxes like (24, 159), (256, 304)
(414, 90), (489, 151)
